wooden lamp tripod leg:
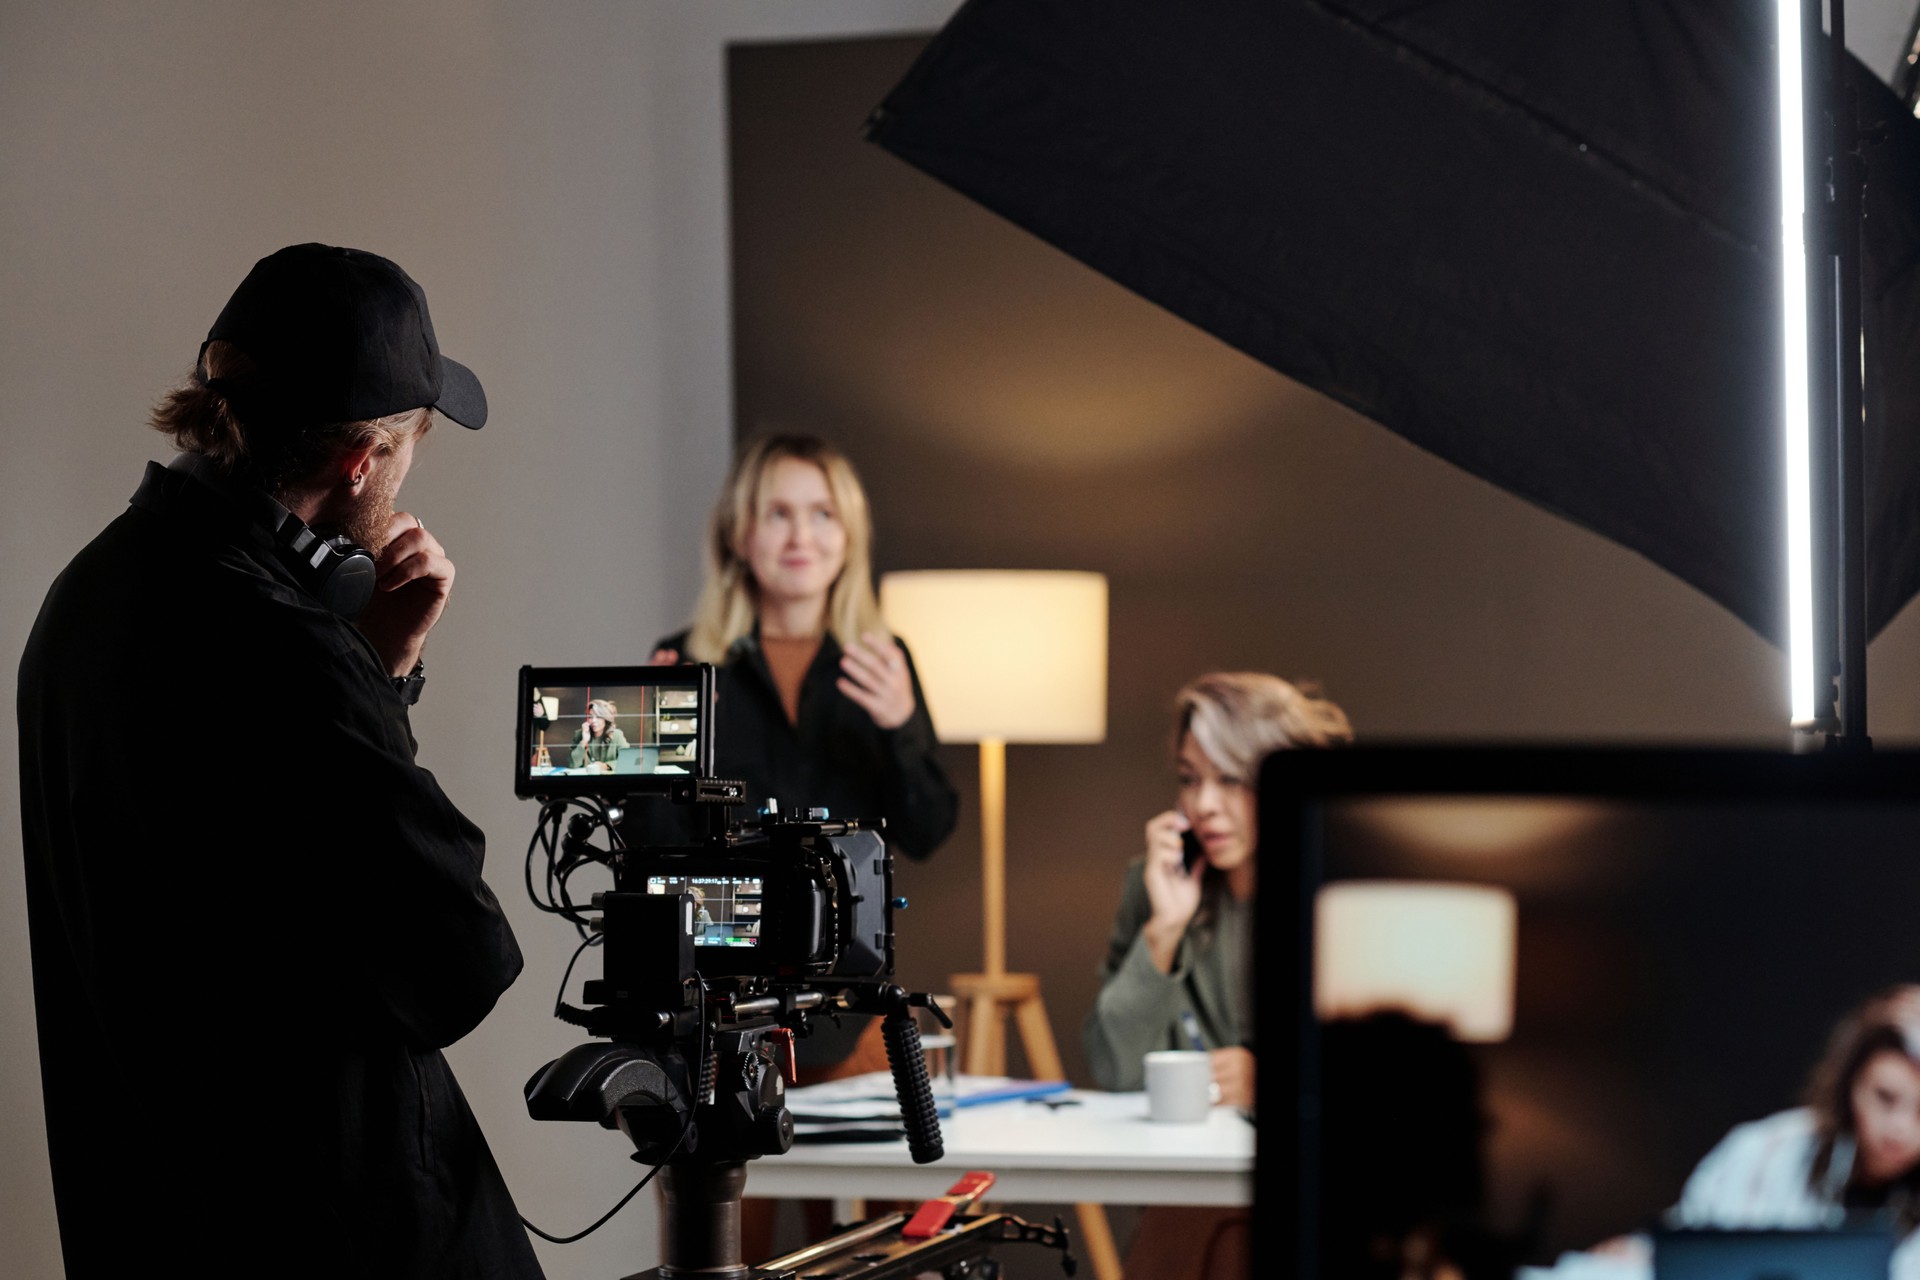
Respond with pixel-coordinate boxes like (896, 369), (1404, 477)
(955, 739), (1124, 1279)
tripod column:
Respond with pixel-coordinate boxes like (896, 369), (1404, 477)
(658, 1161), (748, 1279)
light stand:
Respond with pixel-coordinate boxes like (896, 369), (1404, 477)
(1782, 0), (1873, 747)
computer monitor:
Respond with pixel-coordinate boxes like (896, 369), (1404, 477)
(1255, 747), (1920, 1276)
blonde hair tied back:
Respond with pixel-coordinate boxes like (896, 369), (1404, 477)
(685, 435), (885, 663)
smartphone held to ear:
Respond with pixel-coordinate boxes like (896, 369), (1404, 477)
(1180, 827), (1206, 876)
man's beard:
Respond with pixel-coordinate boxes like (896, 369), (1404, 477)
(337, 465), (402, 556)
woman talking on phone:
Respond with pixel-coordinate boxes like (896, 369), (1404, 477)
(1084, 671), (1352, 1107)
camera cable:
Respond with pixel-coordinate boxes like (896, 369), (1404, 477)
(552, 931), (603, 1026)
(518, 978), (709, 1246)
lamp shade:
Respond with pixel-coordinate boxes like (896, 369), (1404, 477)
(1314, 880), (1516, 1042)
(880, 570), (1107, 743)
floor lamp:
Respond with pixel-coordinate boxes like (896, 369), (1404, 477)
(881, 570), (1124, 1280)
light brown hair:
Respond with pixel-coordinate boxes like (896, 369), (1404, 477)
(1806, 984), (1920, 1226)
(1176, 671), (1354, 779)
(585, 699), (618, 740)
(149, 340), (426, 496)
(1174, 672), (1351, 933)
(685, 435), (885, 663)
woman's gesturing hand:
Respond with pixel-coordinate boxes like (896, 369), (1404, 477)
(1141, 809), (1203, 973)
(837, 631), (916, 730)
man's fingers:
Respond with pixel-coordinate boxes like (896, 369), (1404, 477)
(378, 526), (443, 565)
(378, 550), (454, 591)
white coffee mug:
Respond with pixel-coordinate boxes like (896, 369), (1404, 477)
(1144, 1050), (1213, 1123)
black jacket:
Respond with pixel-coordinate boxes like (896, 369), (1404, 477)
(641, 628), (959, 1068)
(17, 463), (542, 1280)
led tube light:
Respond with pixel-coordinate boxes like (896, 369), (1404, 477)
(1778, 0), (1817, 726)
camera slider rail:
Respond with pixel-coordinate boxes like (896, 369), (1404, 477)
(622, 1209), (1077, 1280)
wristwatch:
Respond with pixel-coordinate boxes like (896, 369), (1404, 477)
(392, 659), (425, 706)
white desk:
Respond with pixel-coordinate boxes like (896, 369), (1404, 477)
(745, 1089), (1254, 1207)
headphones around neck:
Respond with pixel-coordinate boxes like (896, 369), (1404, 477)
(168, 454), (378, 617)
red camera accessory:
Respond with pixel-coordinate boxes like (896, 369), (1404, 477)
(901, 1170), (996, 1239)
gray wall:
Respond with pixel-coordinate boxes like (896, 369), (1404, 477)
(0, 4), (956, 1278)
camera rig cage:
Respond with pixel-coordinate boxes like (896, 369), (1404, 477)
(514, 664), (1074, 1279)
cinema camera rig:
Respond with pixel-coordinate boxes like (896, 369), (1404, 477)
(515, 665), (1075, 1279)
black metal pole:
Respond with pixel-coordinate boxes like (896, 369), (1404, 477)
(1800, 0), (1842, 737)
(1828, 0), (1871, 749)
(1804, 0), (1835, 736)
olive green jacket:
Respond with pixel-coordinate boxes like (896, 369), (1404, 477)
(570, 726), (629, 768)
(1082, 858), (1252, 1091)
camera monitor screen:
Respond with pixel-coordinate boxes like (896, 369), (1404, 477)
(516, 664), (715, 798)
(645, 874), (763, 948)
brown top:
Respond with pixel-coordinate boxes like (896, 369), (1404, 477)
(759, 633), (823, 726)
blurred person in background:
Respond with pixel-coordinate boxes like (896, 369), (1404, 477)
(1085, 670), (1351, 1280)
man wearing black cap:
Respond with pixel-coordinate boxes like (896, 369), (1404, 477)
(17, 245), (544, 1279)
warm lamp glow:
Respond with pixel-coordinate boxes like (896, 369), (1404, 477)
(879, 571), (1107, 743)
(1315, 881), (1516, 1042)
(1344, 797), (1604, 857)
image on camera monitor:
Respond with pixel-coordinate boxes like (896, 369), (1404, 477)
(526, 682), (701, 777)
(646, 875), (763, 948)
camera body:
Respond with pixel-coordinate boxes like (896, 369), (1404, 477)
(517, 664), (895, 991)
(516, 663), (941, 1176)
(513, 665), (1080, 1280)
(622, 815), (893, 982)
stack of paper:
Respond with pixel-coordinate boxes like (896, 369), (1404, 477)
(785, 1072), (1073, 1144)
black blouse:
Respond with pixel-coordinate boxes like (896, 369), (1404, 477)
(650, 626), (959, 859)
(646, 626), (960, 1067)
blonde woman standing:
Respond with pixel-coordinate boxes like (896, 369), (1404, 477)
(650, 435), (960, 1259)
(650, 432), (958, 908)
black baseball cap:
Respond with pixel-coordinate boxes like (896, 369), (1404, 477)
(202, 243), (486, 430)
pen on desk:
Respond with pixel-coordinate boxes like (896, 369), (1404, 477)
(1178, 1009), (1207, 1052)
(953, 1080), (1073, 1108)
